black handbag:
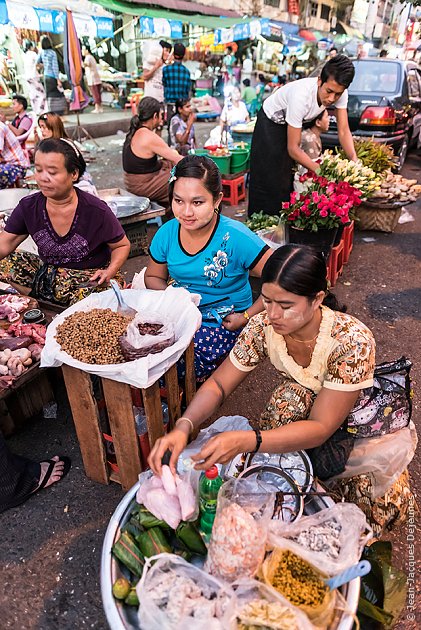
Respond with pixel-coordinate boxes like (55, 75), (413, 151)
(346, 357), (412, 439)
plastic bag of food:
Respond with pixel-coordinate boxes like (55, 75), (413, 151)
(119, 311), (175, 361)
(136, 468), (200, 529)
(205, 478), (275, 582)
(41, 286), (202, 389)
(231, 579), (314, 630)
(137, 553), (235, 630)
(262, 548), (336, 628)
(268, 503), (372, 576)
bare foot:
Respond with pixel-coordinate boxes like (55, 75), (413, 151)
(34, 456), (66, 491)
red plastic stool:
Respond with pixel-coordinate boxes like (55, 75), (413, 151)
(327, 240), (344, 288)
(221, 175), (246, 206)
(342, 221), (354, 264)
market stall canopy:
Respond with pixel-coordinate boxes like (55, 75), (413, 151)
(298, 28), (318, 42)
(93, 0), (253, 30)
(335, 21), (365, 40)
(0, 0), (114, 37)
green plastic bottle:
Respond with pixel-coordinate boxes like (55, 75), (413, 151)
(199, 466), (223, 537)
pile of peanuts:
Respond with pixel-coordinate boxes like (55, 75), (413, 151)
(55, 309), (132, 364)
(271, 550), (328, 608)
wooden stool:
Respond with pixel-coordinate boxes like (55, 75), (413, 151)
(221, 174), (246, 205)
(62, 341), (196, 491)
(327, 240), (344, 288)
(342, 221), (354, 264)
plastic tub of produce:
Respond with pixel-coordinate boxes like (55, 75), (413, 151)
(101, 480), (360, 630)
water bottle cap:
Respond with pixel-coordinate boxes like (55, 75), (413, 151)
(205, 465), (219, 479)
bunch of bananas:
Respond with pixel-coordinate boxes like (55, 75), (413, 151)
(336, 139), (396, 174)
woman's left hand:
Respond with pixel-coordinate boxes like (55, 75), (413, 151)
(191, 431), (253, 470)
(90, 268), (112, 285)
(222, 312), (247, 332)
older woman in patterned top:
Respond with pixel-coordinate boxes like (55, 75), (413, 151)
(149, 245), (415, 536)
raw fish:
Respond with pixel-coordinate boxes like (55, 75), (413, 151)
(176, 475), (196, 521)
(161, 464), (177, 496)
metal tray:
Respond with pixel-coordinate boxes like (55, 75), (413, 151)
(101, 483), (360, 630)
(237, 464), (304, 523)
(97, 188), (151, 218)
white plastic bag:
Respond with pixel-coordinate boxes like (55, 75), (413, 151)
(231, 579), (314, 630)
(137, 553), (235, 630)
(330, 421), (418, 498)
(125, 312), (173, 349)
(205, 477), (275, 582)
(178, 416), (252, 474)
(268, 502), (372, 576)
(41, 286), (202, 389)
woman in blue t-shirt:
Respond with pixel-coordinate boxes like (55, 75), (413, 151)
(145, 155), (272, 379)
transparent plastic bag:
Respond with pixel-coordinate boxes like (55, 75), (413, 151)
(119, 310), (175, 361)
(262, 548), (336, 628)
(136, 553), (235, 630)
(205, 478), (275, 582)
(268, 503), (372, 576)
(330, 421), (418, 498)
(231, 579), (314, 630)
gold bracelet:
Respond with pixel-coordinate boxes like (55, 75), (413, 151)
(243, 310), (250, 321)
(175, 417), (194, 434)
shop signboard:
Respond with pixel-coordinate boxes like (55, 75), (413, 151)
(214, 18), (270, 45)
(0, 0), (114, 37)
(138, 16), (182, 39)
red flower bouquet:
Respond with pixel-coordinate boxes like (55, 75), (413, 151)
(281, 171), (362, 232)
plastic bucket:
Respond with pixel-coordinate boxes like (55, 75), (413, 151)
(230, 147), (250, 173)
(195, 88), (212, 97)
(207, 152), (231, 174)
(232, 131), (254, 144)
(189, 148), (209, 156)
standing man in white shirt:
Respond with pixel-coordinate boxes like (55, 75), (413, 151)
(23, 41), (46, 115)
(248, 55), (358, 216)
(142, 40), (172, 102)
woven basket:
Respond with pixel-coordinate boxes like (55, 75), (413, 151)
(354, 203), (402, 233)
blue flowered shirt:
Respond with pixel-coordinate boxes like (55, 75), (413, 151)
(149, 214), (268, 327)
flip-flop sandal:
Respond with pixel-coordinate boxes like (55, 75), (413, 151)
(1, 456), (72, 514)
(37, 455), (72, 491)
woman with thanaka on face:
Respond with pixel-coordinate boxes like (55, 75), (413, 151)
(144, 155), (272, 380)
(122, 97), (182, 207)
(0, 138), (130, 305)
(149, 245), (414, 534)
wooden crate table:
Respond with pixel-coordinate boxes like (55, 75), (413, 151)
(62, 341), (196, 491)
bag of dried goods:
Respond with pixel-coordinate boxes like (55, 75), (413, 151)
(137, 553), (235, 630)
(205, 478), (275, 582)
(262, 548), (336, 627)
(232, 579), (314, 630)
(41, 286), (202, 389)
(119, 311), (175, 361)
(268, 503), (372, 576)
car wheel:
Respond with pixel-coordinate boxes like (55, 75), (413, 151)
(395, 133), (409, 172)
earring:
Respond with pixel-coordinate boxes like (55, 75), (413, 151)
(214, 206), (220, 214)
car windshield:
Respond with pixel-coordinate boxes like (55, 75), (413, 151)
(350, 61), (400, 94)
